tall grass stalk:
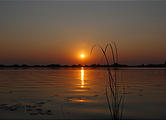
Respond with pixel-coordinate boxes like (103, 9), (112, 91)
(91, 42), (125, 120)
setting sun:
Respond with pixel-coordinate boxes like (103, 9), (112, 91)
(80, 54), (85, 59)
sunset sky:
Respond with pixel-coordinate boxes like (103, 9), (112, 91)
(0, 0), (166, 65)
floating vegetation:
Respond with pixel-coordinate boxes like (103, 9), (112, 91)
(0, 101), (53, 116)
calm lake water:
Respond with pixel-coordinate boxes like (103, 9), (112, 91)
(0, 67), (166, 119)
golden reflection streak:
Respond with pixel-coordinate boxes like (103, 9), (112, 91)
(72, 99), (86, 103)
(81, 67), (84, 88)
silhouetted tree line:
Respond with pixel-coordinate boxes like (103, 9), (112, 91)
(0, 62), (166, 68)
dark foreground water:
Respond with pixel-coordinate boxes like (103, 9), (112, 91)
(0, 67), (166, 119)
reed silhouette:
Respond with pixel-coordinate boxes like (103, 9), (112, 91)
(91, 42), (125, 120)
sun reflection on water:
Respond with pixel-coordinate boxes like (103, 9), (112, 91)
(81, 67), (84, 88)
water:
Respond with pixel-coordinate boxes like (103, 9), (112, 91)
(0, 67), (166, 119)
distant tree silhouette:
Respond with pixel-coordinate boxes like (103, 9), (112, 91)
(0, 64), (5, 67)
(46, 64), (61, 67)
(21, 64), (28, 67)
(12, 64), (20, 67)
